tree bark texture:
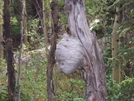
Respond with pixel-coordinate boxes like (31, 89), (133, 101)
(46, 0), (59, 101)
(0, 1), (3, 58)
(64, 0), (107, 101)
(16, 0), (25, 101)
(4, 0), (16, 101)
(23, 0), (28, 45)
(42, 0), (49, 46)
(0, 23), (3, 58)
(112, 4), (122, 84)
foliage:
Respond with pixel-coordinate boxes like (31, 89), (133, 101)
(11, 16), (21, 35)
(95, 0), (134, 100)
(27, 19), (45, 50)
(0, 87), (8, 101)
(106, 75), (120, 101)
(85, 0), (107, 19)
(107, 76), (134, 101)
(118, 77), (134, 101)
(0, 51), (85, 100)
(117, 1), (134, 78)
(54, 70), (85, 101)
(0, 59), (8, 101)
(20, 65), (47, 101)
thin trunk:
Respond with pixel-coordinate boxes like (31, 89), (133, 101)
(42, 0), (49, 46)
(3, 0), (16, 101)
(112, 4), (122, 84)
(48, 0), (52, 40)
(0, 1), (3, 58)
(64, 0), (107, 100)
(34, 0), (49, 47)
(0, 24), (3, 58)
(23, 0), (28, 45)
(16, 0), (25, 101)
(46, 0), (59, 101)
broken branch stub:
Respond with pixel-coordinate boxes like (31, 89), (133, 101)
(55, 35), (84, 74)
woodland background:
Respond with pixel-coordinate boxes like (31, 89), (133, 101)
(0, 0), (134, 101)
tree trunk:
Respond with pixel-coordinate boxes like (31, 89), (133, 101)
(3, 0), (16, 101)
(23, 0), (28, 45)
(42, 0), (49, 46)
(0, 23), (3, 58)
(33, 0), (49, 46)
(46, 0), (59, 101)
(0, 1), (3, 58)
(112, 3), (122, 84)
(64, 0), (107, 101)
(48, 0), (52, 41)
(16, 0), (25, 101)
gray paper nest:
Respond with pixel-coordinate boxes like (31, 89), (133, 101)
(55, 36), (84, 74)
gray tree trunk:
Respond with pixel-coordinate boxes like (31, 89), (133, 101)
(16, 0), (25, 100)
(64, 0), (107, 100)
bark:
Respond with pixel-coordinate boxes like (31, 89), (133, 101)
(64, 0), (107, 101)
(46, 0), (59, 101)
(0, 23), (3, 58)
(112, 3), (122, 84)
(16, 0), (25, 101)
(42, 0), (49, 46)
(48, 0), (52, 41)
(3, 0), (16, 101)
(0, 1), (3, 58)
(23, 0), (28, 45)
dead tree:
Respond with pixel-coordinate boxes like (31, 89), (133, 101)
(56, 0), (107, 101)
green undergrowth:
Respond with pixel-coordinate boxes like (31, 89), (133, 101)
(0, 48), (134, 101)
(0, 51), (85, 101)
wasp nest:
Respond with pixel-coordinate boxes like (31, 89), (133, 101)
(55, 35), (84, 74)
